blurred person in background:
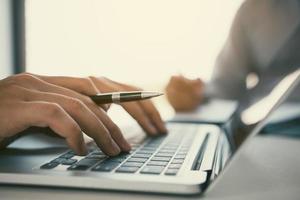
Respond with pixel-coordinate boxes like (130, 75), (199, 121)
(166, 0), (300, 111)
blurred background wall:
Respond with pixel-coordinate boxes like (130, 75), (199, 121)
(25, 0), (244, 90)
(0, 0), (13, 78)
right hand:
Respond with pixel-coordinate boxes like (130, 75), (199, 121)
(0, 73), (166, 156)
(165, 75), (204, 111)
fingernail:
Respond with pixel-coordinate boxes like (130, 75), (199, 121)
(111, 141), (121, 155)
(121, 141), (131, 152)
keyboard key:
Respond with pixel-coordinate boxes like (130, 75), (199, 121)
(127, 158), (148, 163)
(86, 154), (107, 159)
(51, 158), (66, 164)
(75, 158), (100, 167)
(174, 154), (186, 159)
(147, 161), (168, 166)
(176, 152), (188, 156)
(147, 138), (164, 144)
(50, 157), (77, 165)
(158, 149), (175, 153)
(137, 150), (156, 154)
(92, 161), (120, 172)
(151, 156), (172, 162)
(171, 159), (184, 164)
(40, 162), (59, 169)
(168, 164), (182, 169)
(68, 164), (90, 171)
(144, 142), (162, 148)
(60, 153), (74, 159)
(116, 166), (139, 173)
(100, 160), (122, 165)
(144, 144), (160, 148)
(108, 157), (127, 163)
(165, 168), (179, 175)
(132, 153), (152, 158)
(61, 158), (77, 165)
(160, 146), (177, 150)
(141, 166), (165, 174)
(140, 147), (157, 151)
(104, 153), (128, 162)
(155, 153), (174, 157)
(180, 147), (190, 151)
(121, 162), (144, 168)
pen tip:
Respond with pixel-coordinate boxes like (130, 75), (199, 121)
(142, 91), (164, 98)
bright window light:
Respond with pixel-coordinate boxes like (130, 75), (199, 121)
(25, 0), (244, 90)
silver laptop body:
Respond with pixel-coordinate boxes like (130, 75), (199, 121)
(0, 68), (299, 195)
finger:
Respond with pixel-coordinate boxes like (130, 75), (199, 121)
(15, 74), (129, 153)
(89, 76), (160, 135)
(22, 74), (109, 111)
(93, 108), (131, 152)
(25, 89), (122, 156)
(121, 102), (158, 136)
(88, 76), (118, 93)
(38, 75), (110, 111)
(109, 80), (167, 134)
(17, 101), (87, 155)
(137, 100), (167, 133)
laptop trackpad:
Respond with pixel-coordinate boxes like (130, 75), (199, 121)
(7, 132), (68, 150)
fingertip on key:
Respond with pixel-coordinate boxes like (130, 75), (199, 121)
(121, 141), (132, 152)
(148, 124), (159, 136)
(109, 141), (122, 156)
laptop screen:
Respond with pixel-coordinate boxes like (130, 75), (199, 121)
(225, 68), (300, 151)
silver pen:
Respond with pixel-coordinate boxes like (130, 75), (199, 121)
(90, 91), (163, 104)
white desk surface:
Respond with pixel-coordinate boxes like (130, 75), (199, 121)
(1, 134), (300, 200)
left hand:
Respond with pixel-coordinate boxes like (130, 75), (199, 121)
(165, 75), (204, 111)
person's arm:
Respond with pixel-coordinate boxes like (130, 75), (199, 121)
(204, 1), (257, 100)
(0, 73), (166, 156)
(166, 1), (257, 111)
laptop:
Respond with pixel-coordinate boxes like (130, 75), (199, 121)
(0, 68), (299, 195)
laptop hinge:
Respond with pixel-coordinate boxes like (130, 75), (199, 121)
(191, 133), (210, 170)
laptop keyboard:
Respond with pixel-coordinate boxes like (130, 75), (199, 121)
(40, 124), (198, 176)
